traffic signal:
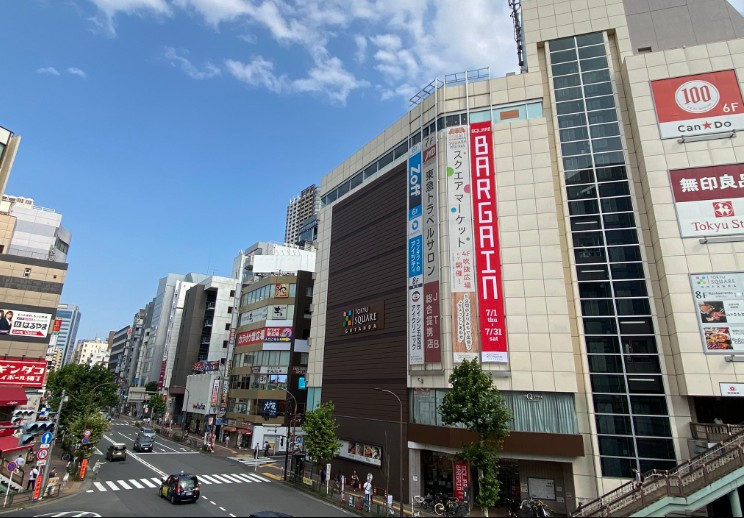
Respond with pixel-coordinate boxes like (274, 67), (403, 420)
(11, 409), (34, 424)
(21, 421), (55, 434)
(19, 432), (35, 446)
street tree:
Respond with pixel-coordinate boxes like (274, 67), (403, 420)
(145, 381), (158, 393)
(147, 393), (166, 422)
(66, 410), (109, 464)
(46, 364), (117, 430)
(439, 358), (511, 517)
(302, 401), (341, 472)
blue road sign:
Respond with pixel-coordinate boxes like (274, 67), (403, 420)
(6, 461), (16, 472)
(41, 431), (53, 444)
(81, 437), (89, 445)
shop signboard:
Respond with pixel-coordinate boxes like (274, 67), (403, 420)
(237, 328), (265, 346)
(670, 163), (744, 238)
(0, 359), (46, 387)
(454, 460), (470, 502)
(720, 382), (744, 397)
(528, 478), (556, 501)
(651, 70), (744, 139)
(338, 440), (382, 466)
(340, 300), (385, 335)
(210, 379), (220, 405)
(469, 121), (508, 363)
(240, 306), (268, 326)
(192, 360), (220, 372)
(446, 125), (480, 363)
(0, 309), (52, 338)
(690, 272), (744, 354)
(264, 326), (293, 342)
(408, 143), (424, 366)
(422, 132), (442, 364)
(274, 283), (290, 298)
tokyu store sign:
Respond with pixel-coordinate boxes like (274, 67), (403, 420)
(651, 70), (744, 139)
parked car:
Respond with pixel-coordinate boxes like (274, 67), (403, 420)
(140, 427), (156, 439)
(159, 471), (200, 504)
(133, 434), (154, 452)
(106, 443), (127, 461)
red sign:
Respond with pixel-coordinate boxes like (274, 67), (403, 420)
(454, 461), (469, 502)
(157, 359), (166, 390)
(469, 122), (508, 363)
(32, 474), (43, 501)
(651, 70), (744, 139)
(0, 359), (46, 388)
(237, 328), (265, 346)
(424, 282), (442, 362)
(52, 319), (62, 332)
(79, 458), (88, 479)
(264, 326), (292, 342)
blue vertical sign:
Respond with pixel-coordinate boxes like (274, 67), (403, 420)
(408, 142), (424, 366)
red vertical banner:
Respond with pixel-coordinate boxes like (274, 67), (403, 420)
(469, 122), (508, 363)
(80, 458), (88, 479)
(423, 133), (442, 363)
(32, 475), (43, 501)
(454, 460), (470, 502)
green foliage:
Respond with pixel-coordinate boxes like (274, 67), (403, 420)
(302, 401), (341, 466)
(66, 411), (109, 460)
(144, 381), (158, 393)
(439, 359), (511, 511)
(148, 394), (165, 417)
(46, 364), (117, 430)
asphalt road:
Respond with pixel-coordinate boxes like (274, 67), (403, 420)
(7, 421), (353, 518)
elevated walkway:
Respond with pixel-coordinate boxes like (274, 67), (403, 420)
(573, 426), (744, 517)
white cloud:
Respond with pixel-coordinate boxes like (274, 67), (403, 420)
(163, 47), (221, 80)
(87, 0), (172, 37)
(84, 0), (519, 103)
(37, 67), (61, 76)
(66, 67), (88, 78)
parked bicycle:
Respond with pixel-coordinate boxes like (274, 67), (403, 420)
(519, 498), (552, 517)
(414, 492), (442, 514)
(434, 496), (468, 517)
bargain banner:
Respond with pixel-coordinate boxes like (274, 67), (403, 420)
(408, 142), (424, 366)
(447, 125), (480, 362)
(469, 122), (508, 363)
(422, 133), (442, 363)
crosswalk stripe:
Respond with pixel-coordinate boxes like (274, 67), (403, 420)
(222, 474), (245, 483)
(117, 480), (132, 490)
(94, 482), (107, 492)
(90, 473), (271, 492)
(151, 477), (162, 485)
(199, 475), (218, 484)
(139, 478), (157, 488)
(210, 474), (233, 483)
(105, 481), (120, 491)
(128, 479), (144, 489)
(245, 473), (271, 482)
(233, 473), (255, 483)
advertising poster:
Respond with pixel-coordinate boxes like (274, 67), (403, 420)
(422, 132), (442, 363)
(446, 125), (480, 363)
(240, 306), (269, 326)
(338, 440), (382, 466)
(454, 461), (470, 502)
(264, 326), (293, 342)
(469, 122), (508, 363)
(274, 283), (290, 298)
(669, 163), (744, 238)
(691, 272), (744, 353)
(0, 309), (52, 338)
(408, 142), (425, 366)
(210, 379), (220, 405)
(651, 70), (744, 139)
(0, 358), (46, 387)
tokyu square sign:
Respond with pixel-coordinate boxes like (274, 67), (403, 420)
(340, 300), (385, 335)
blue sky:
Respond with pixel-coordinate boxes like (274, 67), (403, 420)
(0, 0), (518, 341)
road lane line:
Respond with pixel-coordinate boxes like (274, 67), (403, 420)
(229, 514), (236, 517)
(245, 473), (271, 482)
(93, 482), (107, 492)
(128, 479), (144, 489)
(101, 435), (167, 477)
(139, 478), (157, 488)
(222, 474), (245, 483)
(150, 477), (162, 485)
(197, 476), (213, 484)
(117, 480), (132, 490)
(210, 500), (217, 505)
(105, 481), (120, 491)
(210, 474), (233, 483)
(220, 507), (226, 511)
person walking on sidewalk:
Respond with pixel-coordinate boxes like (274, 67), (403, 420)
(26, 465), (39, 490)
(253, 444), (259, 459)
(264, 440), (269, 457)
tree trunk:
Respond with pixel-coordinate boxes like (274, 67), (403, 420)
(478, 467), (489, 517)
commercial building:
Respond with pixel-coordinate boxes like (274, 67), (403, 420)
(307, 0), (744, 513)
(1, 194), (71, 263)
(285, 185), (320, 246)
(71, 338), (109, 367)
(108, 325), (131, 381)
(46, 345), (63, 372)
(56, 303), (82, 366)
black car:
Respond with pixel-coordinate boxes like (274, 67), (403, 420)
(134, 434), (154, 452)
(159, 472), (200, 504)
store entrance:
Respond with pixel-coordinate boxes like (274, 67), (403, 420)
(422, 451), (454, 498)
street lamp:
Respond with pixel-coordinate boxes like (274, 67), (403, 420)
(374, 388), (404, 517)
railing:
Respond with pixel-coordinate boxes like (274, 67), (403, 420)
(573, 429), (744, 517)
(690, 422), (744, 443)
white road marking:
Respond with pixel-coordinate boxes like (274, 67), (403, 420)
(128, 479), (144, 489)
(105, 481), (119, 491)
(100, 435), (167, 477)
(246, 473), (271, 482)
(209, 474), (233, 483)
(117, 480), (132, 490)
(197, 476), (215, 484)
(150, 477), (162, 485)
(139, 478), (157, 488)
(233, 473), (255, 483)
(222, 474), (245, 483)
(93, 482), (106, 492)
(219, 507), (226, 511)
(86, 489), (94, 493)
(229, 514), (236, 517)
(210, 500), (216, 505)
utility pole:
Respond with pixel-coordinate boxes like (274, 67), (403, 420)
(39, 389), (66, 501)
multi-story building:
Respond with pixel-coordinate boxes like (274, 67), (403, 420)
(56, 303), (82, 366)
(1, 194), (72, 263)
(71, 338), (109, 367)
(284, 185), (320, 246)
(221, 244), (314, 450)
(46, 345), (63, 372)
(108, 326), (131, 382)
(307, 1), (744, 514)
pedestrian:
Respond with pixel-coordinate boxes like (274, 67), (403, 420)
(14, 453), (25, 468)
(253, 444), (259, 459)
(264, 440), (269, 456)
(363, 477), (373, 510)
(224, 433), (229, 447)
(320, 466), (327, 485)
(351, 470), (360, 491)
(387, 493), (394, 516)
(26, 465), (39, 490)
(49, 467), (57, 479)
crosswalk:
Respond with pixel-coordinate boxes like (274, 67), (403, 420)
(88, 472), (270, 492)
(228, 456), (276, 467)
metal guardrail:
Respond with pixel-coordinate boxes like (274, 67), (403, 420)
(573, 427), (744, 517)
(690, 422), (744, 443)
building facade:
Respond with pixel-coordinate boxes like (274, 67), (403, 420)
(72, 339), (110, 367)
(1, 195), (72, 263)
(307, 0), (744, 513)
(284, 185), (320, 246)
(56, 303), (82, 366)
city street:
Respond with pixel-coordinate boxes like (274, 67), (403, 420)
(6, 421), (352, 517)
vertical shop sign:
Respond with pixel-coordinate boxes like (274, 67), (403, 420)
(454, 460), (470, 502)
(422, 133), (442, 363)
(210, 379), (220, 406)
(408, 142), (424, 366)
(447, 125), (480, 363)
(469, 121), (508, 363)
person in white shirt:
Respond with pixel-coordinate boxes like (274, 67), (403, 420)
(363, 477), (373, 510)
(14, 454), (25, 468)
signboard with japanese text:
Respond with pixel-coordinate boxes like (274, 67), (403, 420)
(408, 142), (425, 366)
(447, 125), (480, 363)
(237, 328), (265, 346)
(192, 360), (220, 372)
(720, 382), (744, 397)
(691, 272), (744, 354)
(528, 477), (556, 501)
(651, 70), (744, 139)
(0, 309), (52, 338)
(422, 132), (442, 364)
(340, 300), (385, 335)
(240, 306), (268, 326)
(210, 379), (220, 406)
(454, 461), (470, 502)
(274, 283), (290, 298)
(264, 326), (292, 342)
(0, 358), (46, 387)
(670, 164), (744, 238)
(338, 439), (382, 466)
(469, 122), (508, 363)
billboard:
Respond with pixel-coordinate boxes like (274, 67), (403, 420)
(264, 326), (292, 342)
(422, 133), (442, 364)
(408, 143), (424, 366)
(0, 309), (52, 338)
(670, 163), (744, 238)
(691, 272), (744, 354)
(338, 440), (382, 466)
(193, 360), (220, 372)
(447, 125), (480, 363)
(651, 70), (744, 139)
(237, 328), (265, 346)
(469, 122), (508, 363)
(0, 359), (47, 387)
(274, 283), (290, 298)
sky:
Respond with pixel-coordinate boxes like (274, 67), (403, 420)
(0, 0), (520, 341)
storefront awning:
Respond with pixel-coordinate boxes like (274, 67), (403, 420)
(0, 436), (33, 455)
(0, 386), (27, 406)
